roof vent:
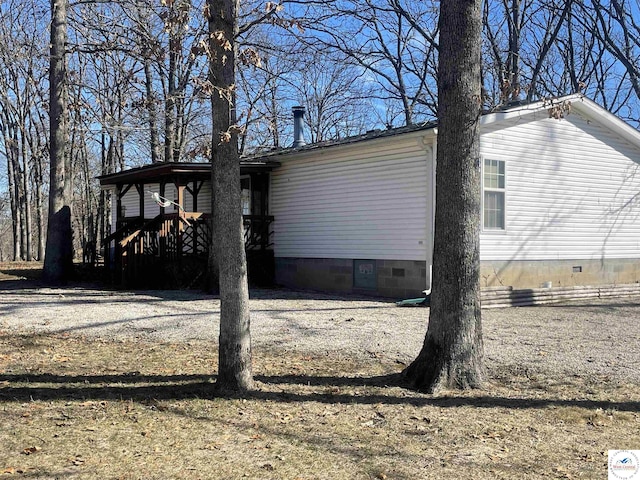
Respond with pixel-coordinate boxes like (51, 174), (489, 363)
(292, 106), (306, 148)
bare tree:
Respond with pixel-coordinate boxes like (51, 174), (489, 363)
(297, 0), (440, 126)
(0, 0), (49, 262)
(207, 0), (254, 392)
(482, 0), (575, 107)
(236, 51), (289, 153)
(43, 0), (74, 283)
(571, 0), (640, 125)
(404, 0), (484, 392)
(291, 51), (373, 143)
(589, 0), (640, 99)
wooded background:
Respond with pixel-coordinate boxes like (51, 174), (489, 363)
(1, 0), (639, 262)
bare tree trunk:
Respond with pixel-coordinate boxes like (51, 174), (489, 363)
(99, 131), (116, 249)
(144, 51), (162, 163)
(4, 122), (21, 261)
(43, 0), (74, 284)
(98, 132), (108, 245)
(6, 121), (27, 261)
(268, 69), (280, 148)
(15, 135), (27, 261)
(208, 0), (254, 392)
(34, 153), (45, 261)
(19, 125), (32, 261)
(28, 111), (47, 261)
(403, 0), (484, 393)
(505, 0), (521, 101)
(165, 30), (178, 163)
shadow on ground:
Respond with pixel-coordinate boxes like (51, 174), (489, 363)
(1, 371), (638, 413)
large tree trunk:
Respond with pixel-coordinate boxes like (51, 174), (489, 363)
(43, 0), (74, 284)
(208, 0), (254, 392)
(403, 0), (484, 393)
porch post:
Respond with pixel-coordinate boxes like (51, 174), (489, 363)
(176, 183), (185, 256)
(159, 182), (167, 257)
(116, 185), (123, 224)
(136, 183), (145, 220)
(192, 180), (201, 253)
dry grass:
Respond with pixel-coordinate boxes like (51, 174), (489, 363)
(0, 262), (43, 282)
(0, 262), (103, 285)
(1, 331), (639, 480)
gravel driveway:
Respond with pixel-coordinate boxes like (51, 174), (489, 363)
(1, 281), (639, 383)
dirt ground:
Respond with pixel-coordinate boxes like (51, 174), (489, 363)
(1, 263), (639, 479)
(1, 268), (639, 384)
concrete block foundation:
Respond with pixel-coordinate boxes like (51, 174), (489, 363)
(276, 257), (640, 298)
(275, 257), (427, 299)
(480, 258), (640, 289)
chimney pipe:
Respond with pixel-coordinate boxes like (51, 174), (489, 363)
(292, 106), (306, 148)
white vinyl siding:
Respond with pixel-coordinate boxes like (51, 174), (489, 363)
(119, 186), (142, 218)
(270, 137), (432, 260)
(480, 112), (640, 261)
(191, 182), (212, 213)
(111, 182), (211, 233)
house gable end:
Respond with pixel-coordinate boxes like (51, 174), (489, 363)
(479, 101), (640, 278)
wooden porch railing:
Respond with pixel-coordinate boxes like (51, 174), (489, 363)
(104, 213), (274, 287)
(244, 215), (274, 250)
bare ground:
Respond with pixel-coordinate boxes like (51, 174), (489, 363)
(1, 278), (639, 383)
(1, 265), (640, 479)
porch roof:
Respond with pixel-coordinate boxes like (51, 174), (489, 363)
(97, 160), (279, 187)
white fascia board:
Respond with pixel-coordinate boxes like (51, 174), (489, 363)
(481, 93), (640, 152)
(480, 93), (582, 126)
(570, 96), (640, 151)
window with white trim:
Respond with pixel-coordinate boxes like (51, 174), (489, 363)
(483, 159), (505, 230)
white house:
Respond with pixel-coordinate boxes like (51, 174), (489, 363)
(99, 94), (640, 298)
(267, 94), (640, 298)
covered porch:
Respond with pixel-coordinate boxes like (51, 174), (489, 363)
(98, 161), (278, 289)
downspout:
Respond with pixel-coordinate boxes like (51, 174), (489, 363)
(423, 129), (437, 296)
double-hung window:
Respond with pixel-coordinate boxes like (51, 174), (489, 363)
(483, 159), (506, 230)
